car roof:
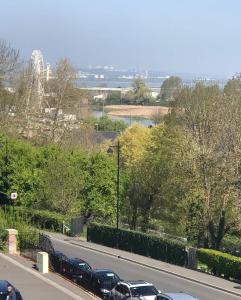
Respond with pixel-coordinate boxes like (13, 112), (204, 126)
(0, 280), (10, 292)
(69, 258), (88, 264)
(93, 269), (116, 274)
(160, 293), (198, 300)
(0, 280), (12, 293)
(120, 280), (153, 287)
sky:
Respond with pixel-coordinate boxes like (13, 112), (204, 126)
(1, 0), (241, 77)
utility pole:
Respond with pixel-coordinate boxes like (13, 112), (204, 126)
(116, 138), (120, 230)
(107, 138), (121, 247)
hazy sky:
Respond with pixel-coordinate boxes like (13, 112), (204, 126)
(1, 0), (241, 76)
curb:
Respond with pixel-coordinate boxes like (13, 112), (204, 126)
(68, 240), (241, 298)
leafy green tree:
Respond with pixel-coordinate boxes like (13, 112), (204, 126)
(35, 148), (89, 215)
(97, 116), (127, 132)
(81, 153), (117, 223)
(132, 78), (151, 104)
(170, 83), (241, 249)
(159, 76), (182, 102)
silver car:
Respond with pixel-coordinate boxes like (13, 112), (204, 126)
(156, 293), (198, 300)
(110, 280), (161, 300)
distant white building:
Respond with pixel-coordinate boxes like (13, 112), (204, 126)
(94, 94), (105, 100)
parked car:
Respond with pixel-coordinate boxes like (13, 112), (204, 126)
(61, 257), (92, 283)
(50, 251), (68, 273)
(82, 269), (122, 298)
(110, 280), (160, 300)
(155, 293), (198, 300)
(0, 280), (23, 300)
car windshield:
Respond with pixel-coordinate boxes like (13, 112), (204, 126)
(77, 262), (91, 270)
(73, 262), (91, 274)
(130, 286), (158, 297)
(96, 272), (120, 283)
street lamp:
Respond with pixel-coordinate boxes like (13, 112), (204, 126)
(107, 139), (120, 232)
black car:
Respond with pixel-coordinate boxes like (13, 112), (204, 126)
(0, 280), (23, 300)
(50, 251), (68, 273)
(82, 269), (122, 299)
(61, 257), (92, 283)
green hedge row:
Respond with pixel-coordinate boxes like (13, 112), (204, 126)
(197, 248), (241, 280)
(87, 223), (187, 266)
(2, 206), (68, 232)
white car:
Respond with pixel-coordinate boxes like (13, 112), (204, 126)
(110, 280), (161, 300)
(155, 293), (198, 300)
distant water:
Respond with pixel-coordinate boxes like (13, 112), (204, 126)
(77, 78), (227, 89)
(92, 110), (155, 127)
(77, 79), (162, 88)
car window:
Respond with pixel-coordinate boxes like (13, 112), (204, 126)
(130, 286), (158, 297)
(78, 262), (91, 270)
(122, 286), (130, 296)
(156, 297), (168, 300)
(115, 284), (126, 294)
(96, 272), (120, 283)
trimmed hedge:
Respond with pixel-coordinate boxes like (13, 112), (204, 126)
(87, 223), (187, 266)
(197, 248), (241, 281)
(2, 206), (68, 232)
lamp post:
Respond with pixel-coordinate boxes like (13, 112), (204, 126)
(107, 139), (120, 231)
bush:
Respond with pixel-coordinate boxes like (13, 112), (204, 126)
(87, 223), (187, 266)
(2, 206), (68, 232)
(197, 248), (241, 280)
(0, 229), (7, 251)
(0, 208), (39, 250)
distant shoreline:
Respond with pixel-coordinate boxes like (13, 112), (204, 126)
(105, 105), (169, 119)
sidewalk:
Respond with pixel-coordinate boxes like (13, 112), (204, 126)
(0, 252), (95, 300)
(48, 231), (241, 297)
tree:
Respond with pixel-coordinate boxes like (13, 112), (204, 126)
(118, 124), (150, 169)
(81, 153), (117, 223)
(118, 124), (151, 229)
(35, 148), (88, 215)
(97, 116), (127, 132)
(159, 76), (182, 102)
(0, 40), (19, 86)
(169, 83), (241, 249)
(224, 78), (241, 97)
(43, 58), (81, 142)
(132, 78), (151, 104)
(0, 41), (20, 130)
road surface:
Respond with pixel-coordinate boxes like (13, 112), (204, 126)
(50, 237), (241, 300)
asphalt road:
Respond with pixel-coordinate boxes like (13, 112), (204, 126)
(50, 238), (241, 300)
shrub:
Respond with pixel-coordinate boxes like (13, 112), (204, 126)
(2, 206), (68, 232)
(0, 229), (7, 251)
(197, 248), (241, 280)
(87, 223), (187, 266)
(0, 209), (38, 250)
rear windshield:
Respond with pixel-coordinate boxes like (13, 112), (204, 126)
(130, 286), (158, 297)
(73, 262), (91, 274)
(96, 272), (120, 283)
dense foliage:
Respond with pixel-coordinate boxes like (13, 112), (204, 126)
(0, 137), (117, 223)
(197, 248), (241, 280)
(87, 223), (187, 266)
(0, 207), (38, 250)
(2, 206), (67, 232)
